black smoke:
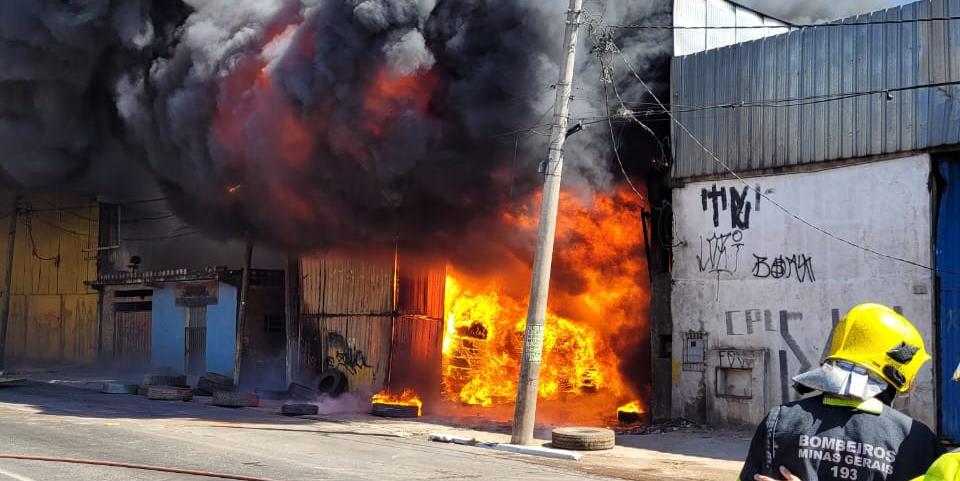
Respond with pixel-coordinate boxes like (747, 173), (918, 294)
(0, 0), (672, 261)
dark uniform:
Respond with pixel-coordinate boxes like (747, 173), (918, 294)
(739, 395), (944, 481)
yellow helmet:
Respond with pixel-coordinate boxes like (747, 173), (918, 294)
(826, 303), (930, 393)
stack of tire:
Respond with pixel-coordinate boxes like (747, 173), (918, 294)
(195, 372), (236, 396)
(138, 373), (189, 397)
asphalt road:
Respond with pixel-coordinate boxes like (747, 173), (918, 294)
(0, 382), (616, 481)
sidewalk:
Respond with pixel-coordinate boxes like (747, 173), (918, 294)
(4, 366), (750, 481)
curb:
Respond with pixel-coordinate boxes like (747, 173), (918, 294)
(492, 444), (583, 461)
(428, 433), (583, 461)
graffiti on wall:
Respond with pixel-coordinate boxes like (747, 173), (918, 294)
(695, 184), (816, 285)
(698, 230), (744, 275)
(325, 332), (372, 375)
(701, 184), (761, 230)
(720, 306), (902, 402)
(752, 254), (816, 283)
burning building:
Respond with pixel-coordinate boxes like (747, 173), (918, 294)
(0, 0), (672, 425)
(283, 186), (652, 426)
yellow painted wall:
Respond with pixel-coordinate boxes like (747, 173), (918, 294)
(0, 194), (100, 365)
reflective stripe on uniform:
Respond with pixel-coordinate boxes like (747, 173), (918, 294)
(823, 395), (885, 415)
(910, 453), (960, 481)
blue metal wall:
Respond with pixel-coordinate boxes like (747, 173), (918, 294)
(150, 282), (237, 376)
(151, 287), (184, 371)
(206, 284), (238, 377)
(938, 159), (960, 441)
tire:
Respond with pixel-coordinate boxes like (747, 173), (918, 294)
(147, 386), (194, 401)
(212, 391), (259, 408)
(143, 374), (188, 387)
(101, 383), (138, 394)
(197, 377), (236, 396)
(371, 402), (420, 418)
(551, 427), (616, 451)
(316, 369), (347, 397)
(281, 403), (319, 416)
(202, 372), (233, 385)
(288, 382), (318, 401)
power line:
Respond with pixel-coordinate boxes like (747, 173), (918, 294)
(121, 212), (177, 223)
(27, 196), (168, 213)
(23, 214), (60, 264)
(609, 15), (960, 30)
(601, 31), (960, 276)
(121, 230), (199, 242)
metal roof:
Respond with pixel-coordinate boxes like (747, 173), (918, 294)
(670, 0), (960, 179)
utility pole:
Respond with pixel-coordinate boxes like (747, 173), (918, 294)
(0, 196), (18, 371)
(511, 0), (583, 446)
(283, 255), (299, 386)
(233, 238), (254, 386)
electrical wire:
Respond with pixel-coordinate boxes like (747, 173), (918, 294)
(121, 229), (199, 242)
(26, 212), (93, 238)
(603, 32), (960, 275)
(121, 212), (177, 223)
(27, 197), (167, 213)
(601, 70), (647, 203)
(609, 15), (960, 30)
(23, 214), (60, 264)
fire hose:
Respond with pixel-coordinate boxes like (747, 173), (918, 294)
(0, 454), (282, 481)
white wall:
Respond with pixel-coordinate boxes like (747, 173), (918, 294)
(670, 155), (936, 428)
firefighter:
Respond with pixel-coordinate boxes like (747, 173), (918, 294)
(903, 362), (960, 481)
(739, 303), (944, 481)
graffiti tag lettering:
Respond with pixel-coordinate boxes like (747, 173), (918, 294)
(752, 254), (816, 283)
(701, 184), (761, 229)
(698, 230), (744, 275)
(718, 349), (755, 369)
(325, 332), (372, 375)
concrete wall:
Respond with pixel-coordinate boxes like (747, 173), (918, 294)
(671, 155), (936, 429)
(151, 281), (237, 376)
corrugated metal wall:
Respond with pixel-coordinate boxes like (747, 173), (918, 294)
(300, 253), (394, 316)
(298, 252), (445, 395)
(937, 158), (960, 442)
(671, 0), (960, 179)
(673, 0), (794, 56)
(2, 194), (100, 364)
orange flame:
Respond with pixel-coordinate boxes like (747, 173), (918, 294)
(371, 389), (423, 416)
(618, 400), (645, 414)
(441, 187), (650, 415)
(363, 67), (439, 137)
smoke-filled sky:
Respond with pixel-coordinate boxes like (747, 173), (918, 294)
(0, 0), (673, 263)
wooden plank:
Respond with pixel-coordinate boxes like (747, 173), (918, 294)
(24, 295), (62, 362)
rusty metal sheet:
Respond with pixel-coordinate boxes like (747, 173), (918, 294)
(114, 309), (151, 364)
(317, 315), (393, 394)
(388, 315), (444, 397)
(3, 295), (26, 364)
(396, 260), (445, 319)
(62, 293), (99, 362)
(299, 252), (394, 315)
